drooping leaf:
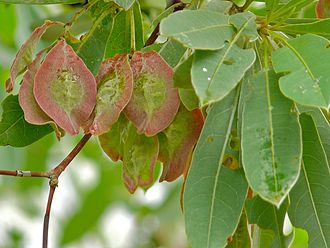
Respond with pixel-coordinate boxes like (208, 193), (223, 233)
(5, 20), (63, 92)
(160, 10), (234, 50)
(88, 54), (133, 135)
(226, 210), (251, 248)
(316, 0), (330, 18)
(158, 105), (204, 182)
(272, 34), (330, 111)
(99, 115), (159, 193)
(124, 51), (180, 136)
(184, 88), (248, 248)
(288, 114), (330, 247)
(34, 38), (96, 135)
(241, 70), (302, 206)
(246, 196), (292, 248)
(278, 18), (330, 37)
(18, 50), (62, 138)
(76, 8), (114, 75)
(0, 95), (53, 147)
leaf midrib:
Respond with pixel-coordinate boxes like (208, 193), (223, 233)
(207, 16), (255, 92)
(166, 24), (231, 37)
(302, 161), (329, 247)
(206, 90), (239, 248)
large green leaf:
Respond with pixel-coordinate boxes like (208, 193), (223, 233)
(278, 18), (330, 37)
(76, 8), (114, 75)
(246, 196), (292, 248)
(160, 10), (234, 50)
(191, 12), (256, 106)
(0, 95), (53, 147)
(0, 0), (83, 4)
(241, 70), (302, 206)
(184, 88), (248, 248)
(288, 114), (330, 248)
(272, 34), (330, 111)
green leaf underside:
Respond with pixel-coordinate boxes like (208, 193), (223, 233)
(160, 10), (234, 50)
(99, 115), (159, 193)
(288, 114), (330, 248)
(246, 196), (291, 248)
(34, 39), (96, 135)
(111, 0), (135, 10)
(89, 54), (133, 135)
(158, 105), (203, 182)
(272, 34), (330, 110)
(241, 70), (301, 206)
(0, 0), (82, 4)
(77, 7), (114, 75)
(6, 20), (62, 92)
(124, 51), (180, 136)
(184, 88), (248, 248)
(192, 45), (255, 106)
(279, 18), (330, 37)
(0, 95), (53, 147)
(226, 211), (251, 248)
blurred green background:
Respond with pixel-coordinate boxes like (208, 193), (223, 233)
(0, 0), (312, 247)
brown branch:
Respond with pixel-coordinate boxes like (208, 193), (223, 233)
(144, 0), (186, 47)
(0, 170), (50, 178)
(42, 186), (56, 248)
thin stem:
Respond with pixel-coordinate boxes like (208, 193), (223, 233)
(42, 186), (56, 248)
(0, 170), (50, 178)
(144, 0), (185, 47)
(52, 133), (92, 177)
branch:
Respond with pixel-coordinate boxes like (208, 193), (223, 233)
(42, 133), (92, 248)
(144, 0), (186, 47)
(0, 170), (50, 178)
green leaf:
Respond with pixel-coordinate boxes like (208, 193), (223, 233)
(0, 0), (83, 4)
(158, 39), (187, 68)
(105, 10), (132, 58)
(132, 1), (144, 50)
(0, 95), (53, 147)
(226, 210), (251, 248)
(297, 105), (330, 162)
(76, 8), (114, 75)
(179, 88), (200, 111)
(184, 88), (248, 248)
(288, 114), (330, 248)
(192, 45), (255, 106)
(266, 0), (279, 19)
(272, 34), (330, 111)
(160, 10), (234, 50)
(190, 12), (256, 106)
(200, 0), (233, 14)
(173, 55), (193, 89)
(271, 0), (315, 20)
(111, 0), (135, 10)
(0, 5), (16, 48)
(241, 70), (302, 206)
(278, 18), (330, 37)
(252, 227), (276, 248)
(246, 196), (292, 248)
